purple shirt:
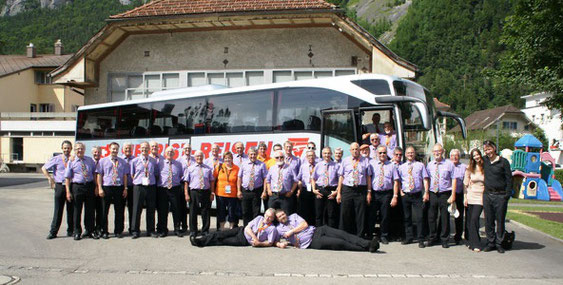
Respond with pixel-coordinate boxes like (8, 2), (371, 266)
(379, 133), (397, 158)
(130, 155), (159, 186)
(369, 145), (379, 159)
(397, 161), (428, 193)
(451, 161), (467, 193)
(157, 159), (184, 188)
(64, 156), (96, 183)
(312, 160), (340, 187)
(426, 159), (456, 193)
(266, 164), (296, 194)
(275, 214), (315, 249)
(297, 160), (318, 188)
(43, 154), (70, 183)
(177, 155), (196, 174)
(184, 163), (214, 190)
(233, 153), (248, 167)
(238, 160), (268, 189)
(244, 216), (278, 245)
(120, 155), (135, 186)
(338, 156), (372, 187)
(284, 154), (301, 176)
(204, 156), (223, 169)
(369, 160), (399, 191)
(96, 156), (129, 186)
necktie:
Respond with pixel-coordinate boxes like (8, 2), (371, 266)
(386, 135), (391, 146)
(80, 159), (88, 181)
(408, 163), (414, 191)
(143, 157), (149, 177)
(433, 163), (440, 192)
(62, 155), (68, 168)
(167, 161), (173, 189)
(198, 165), (204, 189)
(112, 158), (118, 185)
(277, 166), (283, 192)
(248, 162), (255, 190)
(378, 163), (385, 188)
(324, 163), (330, 186)
(257, 221), (271, 235)
(352, 159), (359, 186)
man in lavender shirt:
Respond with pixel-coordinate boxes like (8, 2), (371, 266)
(368, 134), (380, 160)
(190, 208), (277, 247)
(120, 142), (135, 235)
(96, 142), (128, 239)
(274, 210), (379, 252)
(425, 143), (457, 248)
(334, 147), (344, 166)
(337, 142), (372, 237)
(42, 140), (74, 239)
(449, 149), (468, 244)
(64, 142), (97, 240)
(397, 146), (429, 248)
(379, 122), (397, 158)
(156, 146), (185, 238)
(237, 147), (268, 226)
(130, 141), (159, 239)
(233, 141), (248, 167)
(296, 150), (318, 226)
(149, 141), (164, 164)
(283, 140), (301, 176)
(184, 150), (215, 237)
(311, 147), (341, 228)
(91, 146), (103, 239)
(367, 145), (400, 243)
(176, 143), (195, 234)
(204, 143), (223, 169)
(266, 150), (298, 215)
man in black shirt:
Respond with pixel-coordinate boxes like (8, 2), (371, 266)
(482, 140), (512, 253)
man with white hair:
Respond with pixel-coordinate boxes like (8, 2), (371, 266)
(130, 141), (159, 239)
(238, 147), (268, 226)
(266, 150), (298, 214)
(334, 147), (344, 165)
(368, 134), (381, 159)
(449, 148), (467, 245)
(233, 141), (248, 167)
(190, 209), (277, 247)
(184, 150), (215, 237)
(156, 146), (184, 238)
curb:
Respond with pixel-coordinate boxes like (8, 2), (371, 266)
(508, 219), (563, 244)
(0, 275), (20, 285)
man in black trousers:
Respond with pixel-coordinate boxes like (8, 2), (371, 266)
(482, 140), (512, 253)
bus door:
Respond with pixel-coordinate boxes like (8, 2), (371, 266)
(357, 106), (397, 145)
(320, 110), (357, 157)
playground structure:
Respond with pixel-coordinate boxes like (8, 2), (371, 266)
(511, 134), (563, 201)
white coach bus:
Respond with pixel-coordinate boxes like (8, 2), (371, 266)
(75, 74), (467, 161)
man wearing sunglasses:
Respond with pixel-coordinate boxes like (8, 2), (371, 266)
(368, 134), (381, 159)
(266, 150), (298, 214)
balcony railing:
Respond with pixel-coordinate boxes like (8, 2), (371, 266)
(0, 112), (76, 120)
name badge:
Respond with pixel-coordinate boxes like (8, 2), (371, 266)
(142, 177), (149, 186)
(225, 185), (231, 194)
(272, 184), (279, 192)
(306, 184), (312, 192)
(115, 178), (121, 184)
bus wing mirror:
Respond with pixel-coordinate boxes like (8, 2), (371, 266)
(374, 96), (431, 130)
(437, 111), (467, 139)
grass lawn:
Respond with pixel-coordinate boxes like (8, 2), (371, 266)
(507, 205), (563, 240)
(509, 198), (563, 205)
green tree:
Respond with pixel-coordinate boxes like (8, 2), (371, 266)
(497, 0), (563, 113)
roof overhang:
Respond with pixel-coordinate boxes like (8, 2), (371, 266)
(51, 10), (417, 87)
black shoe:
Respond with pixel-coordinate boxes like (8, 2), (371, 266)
(401, 239), (412, 245)
(102, 233), (109, 239)
(74, 234), (81, 241)
(159, 232), (168, 238)
(369, 238), (380, 253)
(92, 232), (100, 240)
(175, 231), (184, 238)
(455, 239), (462, 245)
(418, 241), (426, 248)
(189, 235), (197, 246)
(46, 233), (56, 240)
(483, 245), (496, 252)
(497, 247), (505, 254)
(150, 232), (159, 238)
(115, 233), (123, 239)
(380, 237), (389, 245)
(82, 232), (92, 239)
(131, 232), (140, 239)
(442, 242), (449, 248)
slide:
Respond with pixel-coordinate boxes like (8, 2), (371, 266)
(549, 179), (563, 201)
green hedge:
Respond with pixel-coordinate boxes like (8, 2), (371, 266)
(555, 169), (563, 183)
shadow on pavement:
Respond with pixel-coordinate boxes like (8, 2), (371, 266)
(0, 178), (44, 188)
(510, 240), (545, 251)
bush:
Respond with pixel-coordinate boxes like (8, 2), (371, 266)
(554, 169), (563, 183)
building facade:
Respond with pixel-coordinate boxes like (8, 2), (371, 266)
(0, 41), (83, 170)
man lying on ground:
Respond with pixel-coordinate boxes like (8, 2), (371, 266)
(190, 208), (277, 247)
(274, 209), (379, 252)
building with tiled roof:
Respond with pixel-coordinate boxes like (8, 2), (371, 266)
(51, 0), (418, 105)
(451, 105), (534, 137)
(0, 41), (83, 170)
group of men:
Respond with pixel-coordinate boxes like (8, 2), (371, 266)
(42, 136), (511, 254)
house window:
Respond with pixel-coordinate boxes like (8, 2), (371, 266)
(524, 125), (529, 131)
(39, 104), (54, 112)
(35, 71), (52, 84)
(30, 104), (37, 112)
(502, 121), (518, 130)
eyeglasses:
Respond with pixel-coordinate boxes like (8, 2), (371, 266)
(274, 156), (283, 159)
(394, 153), (403, 156)
(378, 152), (386, 154)
(307, 146), (316, 150)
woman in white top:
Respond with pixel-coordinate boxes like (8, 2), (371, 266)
(464, 148), (485, 252)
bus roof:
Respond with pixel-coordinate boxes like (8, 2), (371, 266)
(78, 74), (419, 111)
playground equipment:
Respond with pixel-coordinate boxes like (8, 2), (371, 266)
(511, 134), (563, 201)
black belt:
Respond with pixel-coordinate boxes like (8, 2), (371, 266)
(190, 188), (210, 191)
(55, 182), (63, 185)
(73, 182), (94, 185)
(373, 189), (392, 193)
(271, 192), (288, 196)
(403, 191), (422, 196)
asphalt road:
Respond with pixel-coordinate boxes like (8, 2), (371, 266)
(0, 173), (562, 284)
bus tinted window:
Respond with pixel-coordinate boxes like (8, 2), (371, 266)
(120, 104), (152, 138)
(276, 88), (347, 131)
(352, 79), (391, 95)
(76, 107), (118, 139)
(208, 91), (274, 133)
